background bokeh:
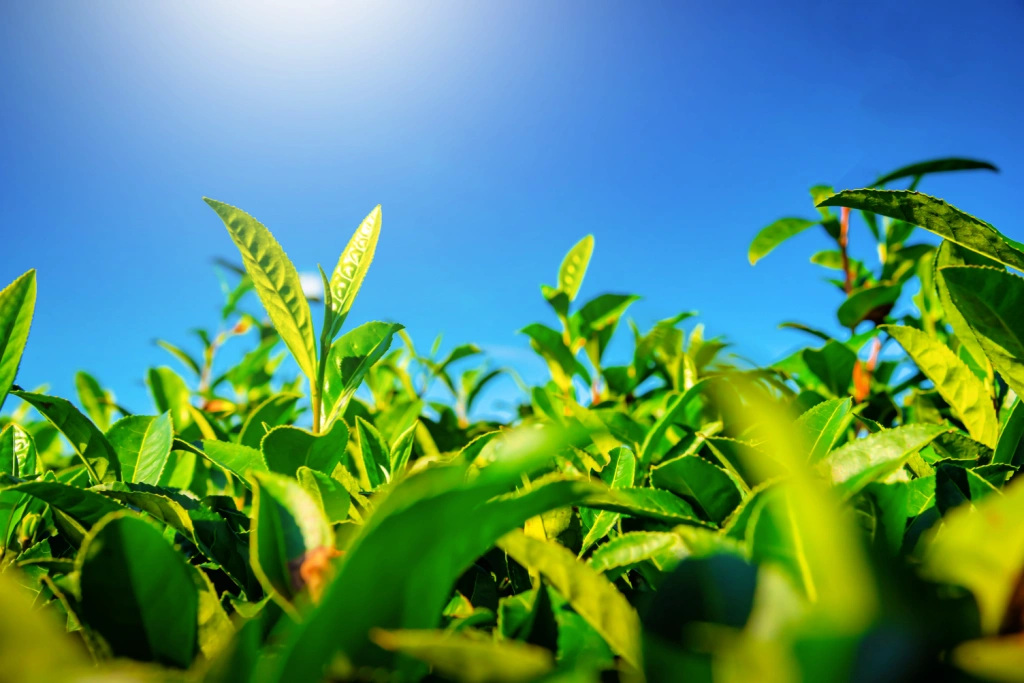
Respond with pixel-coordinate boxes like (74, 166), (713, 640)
(2, 0), (1022, 416)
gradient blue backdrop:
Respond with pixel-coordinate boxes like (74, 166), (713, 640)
(2, 0), (1022, 417)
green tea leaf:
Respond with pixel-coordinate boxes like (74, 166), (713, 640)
(0, 270), (36, 413)
(748, 218), (818, 265)
(558, 235), (594, 301)
(131, 412), (174, 485)
(819, 190), (1024, 271)
(250, 471), (334, 605)
(873, 157), (997, 187)
(297, 466), (351, 524)
(74, 371), (114, 431)
(588, 531), (683, 573)
(326, 205), (382, 335)
(942, 267), (1024, 400)
(238, 393), (301, 450)
(355, 416), (390, 489)
(11, 391), (120, 484)
(77, 512), (198, 667)
(519, 323), (590, 385)
(371, 629), (554, 683)
(0, 423), (37, 477)
(883, 325), (998, 447)
(261, 419), (349, 479)
(994, 398), (1024, 466)
(580, 448), (635, 554)
(581, 487), (708, 526)
(498, 529), (641, 667)
(201, 440), (268, 487)
(650, 454), (742, 524)
(323, 321), (404, 422)
(0, 478), (124, 527)
(389, 420), (418, 476)
(818, 424), (947, 496)
(204, 198), (318, 383)
(837, 283), (900, 328)
(795, 398), (852, 463)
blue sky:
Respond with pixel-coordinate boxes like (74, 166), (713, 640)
(2, 0), (1023, 418)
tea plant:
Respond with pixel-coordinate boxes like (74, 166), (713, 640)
(2, 157), (1024, 682)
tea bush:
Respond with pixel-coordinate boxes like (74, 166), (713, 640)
(2, 157), (1023, 682)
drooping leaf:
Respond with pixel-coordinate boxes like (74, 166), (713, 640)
(0, 270), (36, 413)
(820, 190), (1024, 271)
(818, 424), (947, 496)
(650, 454), (742, 524)
(0, 478), (124, 527)
(77, 512), (198, 667)
(794, 398), (852, 463)
(371, 629), (554, 683)
(498, 529), (641, 667)
(748, 218), (818, 265)
(204, 198), (318, 383)
(883, 325), (998, 447)
(837, 283), (901, 328)
(873, 157), (998, 187)
(11, 391), (120, 484)
(558, 235), (594, 301)
(802, 341), (857, 397)
(943, 267), (1024, 400)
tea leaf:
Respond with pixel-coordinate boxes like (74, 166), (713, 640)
(0, 478), (124, 526)
(250, 471), (334, 605)
(994, 398), (1024, 466)
(355, 416), (390, 489)
(77, 512), (198, 667)
(580, 448), (635, 554)
(884, 325), (998, 447)
(297, 466), (351, 524)
(0, 270), (36, 413)
(74, 371), (114, 431)
(326, 205), (382, 336)
(131, 412), (174, 485)
(588, 531), (683, 573)
(201, 440), (268, 488)
(558, 235), (594, 301)
(239, 393), (302, 450)
(498, 529), (641, 667)
(0, 423), (37, 477)
(650, 455), (742, 524)
(204, 198), (318, 383)
(748, 218), (818, 265)
(371, 629), (554, 683)
(873, 157), (997, 187)
(261, 419), (349, 478)
(943, 266), (1024, 400)
(836, 283), (900, 328)
(820, 190), (1024, 271)
(795, 398), (852, 463)
(323, 321), (404, 422)
(818, 424), (947, 496)
(11, 391), (120, 483)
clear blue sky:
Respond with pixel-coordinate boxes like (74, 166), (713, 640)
(2, 0), (1022, 417)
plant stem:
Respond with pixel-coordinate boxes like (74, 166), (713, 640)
(839, 207), (853, 294)
(311, 386), (321, 435)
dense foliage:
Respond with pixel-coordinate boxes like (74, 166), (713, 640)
(3, 158), (1024, 682)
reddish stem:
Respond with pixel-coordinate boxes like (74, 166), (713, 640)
(839, 207), (853, 294)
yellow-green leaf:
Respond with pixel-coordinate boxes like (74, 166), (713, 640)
(558, 235), (594, 301)
(497, 529), (641, 667)
(204, 198), (317, 383)
(0, 269), (36, 413)
(883, 325), (998, 447)
(327, 205), (382, 335)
